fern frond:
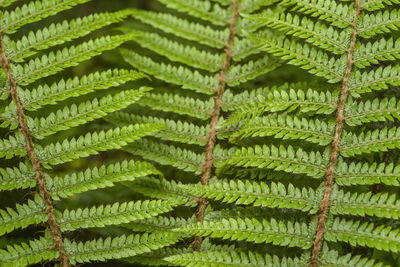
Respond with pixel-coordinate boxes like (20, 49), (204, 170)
(108, 112), (208, 146)
(280, 0), (353, 28)
(336, 159), (400, 186)
(48, 160), (161, 200)
(361, 0), (400, 11)
(66, 232), (181, 264)
(0, 163), (35, 192)
(0, 195), (46, 236)
(126, 139), (203, 174)
(120, 49), (217, 95)
(0, 132), (26, 159)
(6, 10), (132, 62)
(126, 246), (192, 267)
(39, 124), (162, 168)
(127, 30), (223, 72)
(226, 55), (281, 86)
(253, 31), (344, 83)
(124, 215), (194, 233)
(354, 38), (400, 68)
(331, 186), (400, 219)
(137, 93), (213, 120)
(165, 250), (309, 267)
(222, 145), (328, 178)
(13, 35), (135, 86)
(176, 217), (313, 249)
(248, 11), (349, 54)
(20, 69), (146, 111)
(181, 179), (321, 213)
(224, 87), (337, 128)
(345, 97), (400, 126)
(126, 176), (196, 205)
(340, 127), (400, 157)
(0, 234), (57, 267)
(326, 218), (400, 252)
(157, 0), (230, 26)
(0, 0), (91, 33)
(223, 83), (336, 112)
(358, 10), (400, 38)
(349, 65), (400, 96)
(241, 0), (280, 13)
(128, 9), (227, 48)
(58, 200), (178, 232)
(231, 114), (334, 146)
(28, 88), (149, 139)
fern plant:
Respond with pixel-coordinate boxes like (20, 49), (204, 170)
(104, 0), (289, 264)
(162, 0), (400, 266)
(0, 0), (181, 266)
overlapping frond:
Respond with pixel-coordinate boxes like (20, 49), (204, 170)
(0, 1), (173, 266)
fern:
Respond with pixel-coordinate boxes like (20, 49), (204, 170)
(2, 0), (400, 266)
(202, 0), (400, 265)
(0, 1), (177, 266)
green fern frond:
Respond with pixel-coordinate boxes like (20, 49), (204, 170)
(353, 38), (400, 68)
(248, 11), (349, 54)
(13, 34), (136, 86)
(349, 65), (400, 96)
(181, 180), (321, 213)
(326, 218), (400, 252)
(0, 0), (91, 33)
(65, 232), (181, 264)
(20, 69), (146, 111)
(48, 160), (161, 200)
(279, 0), (353, 28)
(137, 93), (213, 120)
(176, 217), (313, 249)
(336, 159), (400, 186)
(166, 250), (309, 267)
(39, 124), (163, 167)
(0, 132), (26, 159)
(358, 9), (400, 38)
(126, 176), (196, 205)
(253, 30), (345, 83)
(0, 163), (35, 192)
(340, 127), (400, 157)
(128, 9), (227, 48)
(231, 114), (334, 146)
(126, 139), (203, 174)
(226, 55), (281, 86)
(108, 112), (208, 146)
(58, 200), (179, 232)
(28, 88), (149, 139)
(5, 10), (132, 62)
(158, 0), (230, 26)
(331, 186), (400, 219)
(0, 234), (57, 267)
(345, 97), (400, 126)
(222, 145), (329, 178)
(124, 215), (195, 233)
(120, 49), (217, 95)
(0, 195), (46, 236)
(125, 30), (223, 72)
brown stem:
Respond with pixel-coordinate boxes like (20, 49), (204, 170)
(191, 0), (240, 252)
(0, 34), (70, 267)
(310, 1), (362, 266)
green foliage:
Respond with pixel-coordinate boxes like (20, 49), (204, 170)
(0, 0), (176, 266)
(2, 0), (400, 266)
